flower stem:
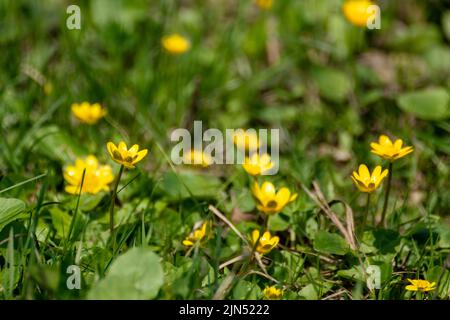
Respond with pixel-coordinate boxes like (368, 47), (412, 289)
(263, 214), (269, 230)
(380, 162), (393, 228)
(363, 193), (371, 229)
(109, 165), (124, 251)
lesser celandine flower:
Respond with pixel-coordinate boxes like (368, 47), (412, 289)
(250, 230), (279, 254)
(64, 155), (114, 195)
(71, 102), (107, 124)
(263, 286), (283, 300)
(242, 153), (274, 176)
(351, 164), (388, 193)
(233, 131), (261, 151)
(183, 149), (212, 168)
(342, 0), (375, 27)
(106, 141), (148, 169)
(183, 221), (209, 247)
(370, 135), (414, 161)
(161, 34), (191, 55)
(405, 279), (436, 292)
(106, 141), (148, 249)
(370, 134), (413, 227)
(255, 0), (273, 10)
(44, 82), (53, 96)
(251, 181), (297, 215)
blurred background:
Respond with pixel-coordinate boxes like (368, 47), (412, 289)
(1, 0), (448, 214)
(0, 0), (449, 300)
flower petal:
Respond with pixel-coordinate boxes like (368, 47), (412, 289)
(107, 142), (117, 158)
(132, 149), (148, 165)
(379, 135), (392, 146)
(65, 185), (79, 194)
(252, 230), (260, 245)
(129, 144), (140, 154)
(358, 164), (370, 180)
(405, 285), (418, 291)
(352, 171), (361, 181)
(394, 139), (403, 150)
(372, 165), (382, 179)
(118, 141), (128, 152)
(275, 188), (291, 207)
(251, 181), (263, 202)
(261, 181), (276, 196)
(397, 146), (414, 159)
(380, 169), (389, 181)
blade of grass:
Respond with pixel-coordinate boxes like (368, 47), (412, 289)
(0, 172), (47, 195)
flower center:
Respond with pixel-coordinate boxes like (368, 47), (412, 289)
(113, 150), (123, 161)
(267, 200), (277, 208)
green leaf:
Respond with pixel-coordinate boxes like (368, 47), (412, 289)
(88, 248), (164, 299)
(311, 67), (352, 103)
(425, 266), (450, 299)
(337, 266), (365, 282)
(49, 207), (72, 239)
(268, 213), (290, 232)
(305, 217), (318, 240)
(424, 46), (450, 75)
(158, 171), (222, 200)
(79, 193), (106, 211)
(232, 280), (261, 300)
(298, 282), (332, 300)
(435, 224), (450, 248)
(224, 188), (255, 213)
(361, 229), (400, 254)
(0, 198), (27, 233)
(397, 88), (449, 120)
(31, 125), (87, 163)
(28, 264), (60, 292)
(258, 106), (300, 123)
(90, 0), (147, 31)
(313, 231), (349, 255)
(367, 258), (393, 284)
(443, 11), (450, 41)
(388, 24), (441, 53)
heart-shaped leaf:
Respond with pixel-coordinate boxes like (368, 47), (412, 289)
(397, 88), (449, 120)
(313, 231), (349, 255)
(88, 248), (164, 300)
(0, 198), (27, 233)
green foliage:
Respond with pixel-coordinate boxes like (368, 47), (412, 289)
(88, 248), (164, 299)
(0, 198), (27, 233)
(313, 231), (350, 256)
(0, 0), (449, 301)
(397, 88), (449, 121)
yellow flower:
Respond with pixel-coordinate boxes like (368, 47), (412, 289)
(370, 135), (414, 161)
(183, 149), (212, 168)
(251, 181), (297, 215)
(106, 141), (148, 169)
(250, 230), (279, 254)
(263, 286), (283, 300)
(233, 131), (261, 151)
(242, 153), (274, 176)
(351, 164), (388, 193)
(161, 34), (191, 55)
(63, 155), (114, 195)
(255, 0), (273, 10)
(183, 221), (209, 247)
(44, 82), (53, 96)
(405, 279), (436, 292)
(342, 0), (375, 27)
(71, 102), (107, 124)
